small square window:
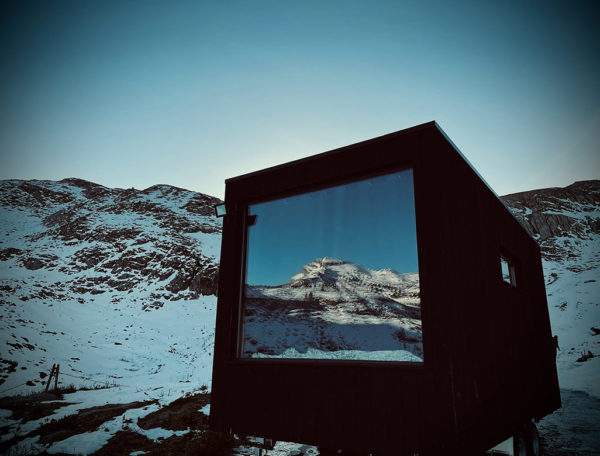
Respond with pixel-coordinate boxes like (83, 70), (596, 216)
(500, 255), (517, 287)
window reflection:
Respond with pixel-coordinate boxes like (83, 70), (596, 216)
(242, 169), (422, 362)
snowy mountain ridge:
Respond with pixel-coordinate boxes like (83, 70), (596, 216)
(250, 257), (419, 308)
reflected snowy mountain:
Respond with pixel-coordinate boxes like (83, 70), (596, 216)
(243, 258), (422, 361)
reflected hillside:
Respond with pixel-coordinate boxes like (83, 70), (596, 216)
(243, 258), (422, 361)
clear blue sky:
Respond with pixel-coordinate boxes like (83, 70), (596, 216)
(1, 1), (598, 199)
(246, 169), (418, 285)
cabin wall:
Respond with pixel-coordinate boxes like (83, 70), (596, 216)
(211, 127), (456, 454)
(210, 124), (560, 454)
(421, 132), (560, 450)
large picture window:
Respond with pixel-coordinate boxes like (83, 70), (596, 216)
(241, 169), (422, 362)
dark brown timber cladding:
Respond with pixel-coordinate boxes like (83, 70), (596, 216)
(210, 122), (560, 455)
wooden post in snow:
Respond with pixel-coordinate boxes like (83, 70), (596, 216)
(45, 364), (56, 392)
(54, 364), (60, 391)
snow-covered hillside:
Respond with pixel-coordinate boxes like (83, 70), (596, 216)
(501, 180), (600, 398)
(3, 178), (595, 396)
(0, 178), (221, 400)
(0, 177), (598, 455)
(244, 257), (422, 361)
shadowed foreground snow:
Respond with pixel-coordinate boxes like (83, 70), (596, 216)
(539, 389), (600, 456)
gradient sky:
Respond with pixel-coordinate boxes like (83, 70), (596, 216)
(1, 1), (598, 199)
(246, 169), (418, 285)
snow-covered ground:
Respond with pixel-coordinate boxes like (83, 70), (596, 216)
(544, 246), (600, 398)
(2, 389), (190, 455)
(1, 293), (216, 399)
(538, 389), (600, 456)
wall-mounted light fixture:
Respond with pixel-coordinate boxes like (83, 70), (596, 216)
(214, 203), (226, 218)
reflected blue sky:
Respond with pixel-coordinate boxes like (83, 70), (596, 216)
(246, 169), (418, 285)
(1, 1), (598, 197)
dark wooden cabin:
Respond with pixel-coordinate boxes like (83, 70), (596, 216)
(210, 121), (560, 455)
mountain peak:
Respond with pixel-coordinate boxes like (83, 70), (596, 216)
(60, 177), (107, 189)
(290, 257), (357, 283)
(314, 257), (346, 266)
(142, 183), (192, 195)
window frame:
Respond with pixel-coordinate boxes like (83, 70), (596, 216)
(234, 164), (427, 367)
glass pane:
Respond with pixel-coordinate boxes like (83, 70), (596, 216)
(501, 256), (514, 285)
(241, 169), (422, 362)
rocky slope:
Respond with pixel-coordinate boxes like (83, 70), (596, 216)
(501, 180), (600, 397)
(502, 180), (600, 260)
(0, 178), (222, 398)
(244, 258), (422, 360)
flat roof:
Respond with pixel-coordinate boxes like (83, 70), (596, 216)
(225, 121), (534, 245)
(225, 121), (437, 183)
